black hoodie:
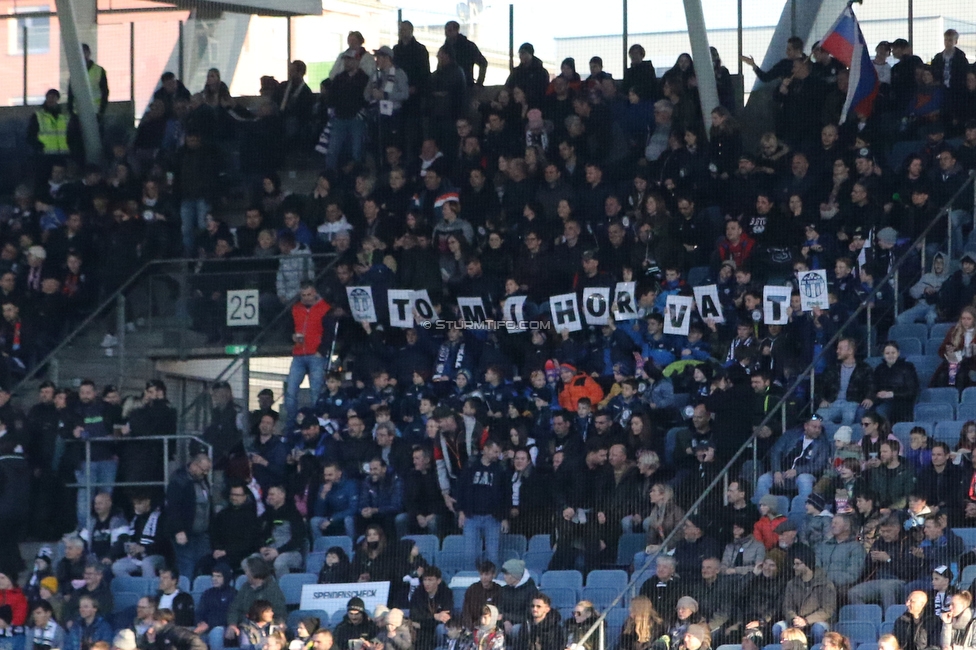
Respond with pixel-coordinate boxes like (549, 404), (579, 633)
(333, 613), (377, 650)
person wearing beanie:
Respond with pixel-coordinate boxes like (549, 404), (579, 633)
(333, 597), (377, 650)
(777, 546), (836, 643)
(113, 629), (137, 650)
(192, 563), (237, 645)
(800, 492), (834, 547)
(754, 494), (788, 550)
(668, 596), (701, 644)
(498, 558), (538, 632)
(371, 607), (411, 650)
(557, 363), (605, 413)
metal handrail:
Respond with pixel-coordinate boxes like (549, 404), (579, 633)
(11, 252), (336, 398)
(70, 434), (213, 532)
(573, 171), (976, 650)
(176, 252), (340, 430)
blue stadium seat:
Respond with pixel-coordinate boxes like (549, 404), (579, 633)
(528, 535), (552, 553)
(954, 528), (976, 549)
(885, 605), (906, 621)
(858, 644), (878, 650)
(935, 421), (961, 443)
(287, 610), (328, 635)
(864, 357), (883, 368)
(926, 338), (944, 355)
(111, 576), (152, 595)
(835, 621), (879, 645)
(763, 644), (782, 650)
(931, 322), (954, 341)
(540, 570), (583, 591)
(437, 551), (469, 574)
(440, 535), (466, 554)
(840, 604), (882, 626)
(893, 338), (923, 356)
(279, 573), (317, 606)
(500, 534), (527, 557)
(544, 587), (579, 609)
(523, 551), (553, 573)
(113, 591), (141, 611)
(907, 355), (941, 387)
(606, 608), (629, 629)
(306, 552), (325, 577)
(331, 610), (348, 627)
(914, 403), (954, 422)
(920, 387), (960, 404)
(586, 569), (628, 590)
(404, 535), (438, 562)
(581, 586), (618, 609)
(957, 565), (976, 588)
(962, 387), (976, 404)
(889, 324), (929, 343)
(892, 422), (932, 447)
(313, 536), (353, 556)
(959, 404), (976, 421)
(451, 586), (468, 612)
(664, 427), (684, 466)
(717, 645), (743, 650)
(235, 575), (248, 590)
(879, 622), (895, 636)
(617, 534), (646, 566)
(192, 575), (213, 593)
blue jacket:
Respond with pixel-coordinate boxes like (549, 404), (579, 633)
(357, 472), (403, 516)
(312, 477), (359, 521)
(196, 585), (237, 629)
(65, 616), (112, 650)
(623, 324), (678, 368)
(251, 435), (289, 493)
(768, 427), (831, 476)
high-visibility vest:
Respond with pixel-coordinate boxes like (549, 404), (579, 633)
(35, 109), (69, 154)
(74, 63), (105, 112)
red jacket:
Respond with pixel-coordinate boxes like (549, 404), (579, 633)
(558, 365), (605, 412)
(0, 587), (27, 626)
(291, 298), (331, 356)
(753, 514), (786, 550)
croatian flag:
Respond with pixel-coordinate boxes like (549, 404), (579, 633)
(819, 4), (879, 123)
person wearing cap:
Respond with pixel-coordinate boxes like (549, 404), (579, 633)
(505, 43), (549, 109)
(754, 414), (830, 505)
(799, 492), (834, 548)
(776, 545), (836, 643)
(557, 363), (604, 413)
(672, 516), (721, 578)
(365, 46), (409, 147)
(333, 597), (378, 650)
(498, 558), (538, 633)
(849, 515), (921, 610)
(325, 48), (369, 170)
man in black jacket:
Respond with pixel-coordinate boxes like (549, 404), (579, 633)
(112, 492), (165, 578)
(164, 452), (212, 581)
(444, 21), (487, 87)
(393, 20), (430, 159)
(505, 43), (549, 109)
(156, 568), (196, 628)
(257, 484), (306, 578)
(409, 565), (453, 650)
(894, 591), (939, 650)
(816, 337), (875, 425)
(516, 594), (564, 650)
(200, 482), (261, 577)
(916, 443), (965, 526)
(932, 29), (970, 129)
(332, 598), (377, 650)
(147, 609), (208, 650)
(326, 52), (368, 170)
(396, 446), (446, 538)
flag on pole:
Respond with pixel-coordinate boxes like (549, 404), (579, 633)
(819, 4), (879, 123)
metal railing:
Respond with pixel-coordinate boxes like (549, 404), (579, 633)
(574, 171), (976, 650)
(12, 252), (336, 397)
(68, 434), (213, 532)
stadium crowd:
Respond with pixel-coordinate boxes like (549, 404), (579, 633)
(7, 13), (976, 650)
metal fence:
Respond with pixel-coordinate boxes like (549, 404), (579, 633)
(4, 0), (974, 127)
